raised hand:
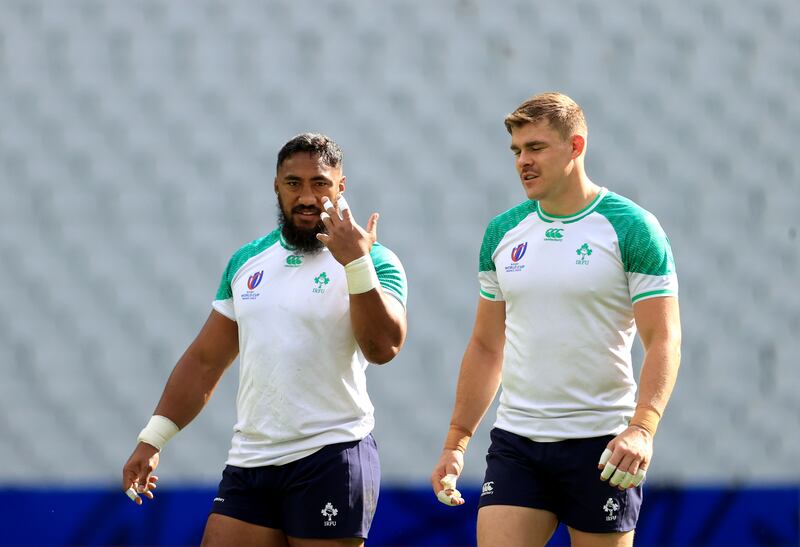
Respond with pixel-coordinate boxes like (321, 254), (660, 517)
(316, 196), (379, 266)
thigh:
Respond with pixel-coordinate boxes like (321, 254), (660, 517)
(209, 465), (282, 530)
(568, 528), (634, 547)
(477, 428), (557, 513)
(283, 435), (380, 540)
(553, 437), (642, 533)
(202, 513), (289, 547)
(477, 505), (558, 547)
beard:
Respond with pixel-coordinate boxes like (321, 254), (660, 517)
(277, 197), (326, 253)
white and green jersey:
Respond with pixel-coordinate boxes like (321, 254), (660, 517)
(212, 229), (407, 467)
(479, 188), (677, 442)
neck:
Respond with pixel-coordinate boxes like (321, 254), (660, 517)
(538, 168), (600, 217)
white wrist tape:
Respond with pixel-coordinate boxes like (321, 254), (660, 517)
(137, 415), (179, 451)
(344, 255), (379, 295)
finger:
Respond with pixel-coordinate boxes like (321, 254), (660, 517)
(322, 198), (339, 222)
(142, 490), (155, 500)
(609, 468), (628, 487)
(619, 472), (636, 489)
(601, 458), (618, 481)
(437, 488), (464, 506)
(440, 474), (459, 491)
(598, 448), (613, 469)
(125, 486), (141, 505)
(316, 233), (331, 245)
(366, 212), (379, 238)
(631, 468), (647, 487)
(319, 211), (333, 227)
(337, 196), (350, 221)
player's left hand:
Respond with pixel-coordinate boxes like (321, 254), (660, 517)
(316, 196), (378, 266)
(597, 425), (652, 489)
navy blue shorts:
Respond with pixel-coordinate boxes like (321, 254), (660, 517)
(210, 434), (380, 539)
(478, 428), (641, 533)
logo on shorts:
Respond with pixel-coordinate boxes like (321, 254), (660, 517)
(213, 497), (224, 503)
(481, 481), (494, 496)
(321, 502), (338, 526)
(603, 497), (620, 521)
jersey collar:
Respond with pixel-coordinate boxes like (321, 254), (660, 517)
(536, 187), (608, 224)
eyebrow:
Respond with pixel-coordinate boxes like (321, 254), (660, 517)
(510, 140), (547, 151)
(283, 174), (333, 183)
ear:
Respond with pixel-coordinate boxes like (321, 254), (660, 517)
(274, 177), (279, 194)
(338, 175), (346, 194)
(571, 135), (586, 159)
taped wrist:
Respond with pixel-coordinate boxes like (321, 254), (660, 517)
(630, 404), (662, 436)
(345, 255), (379, 295)
(137, 415), (180, 451)
(443, 423), (473, 453)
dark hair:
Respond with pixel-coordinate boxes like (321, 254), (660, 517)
(504, 92), (587, 140)
(276, 133), (343, 171)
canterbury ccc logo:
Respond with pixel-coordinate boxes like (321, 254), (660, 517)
(286, 255), (303, 266)
(545, 228), (564, 239)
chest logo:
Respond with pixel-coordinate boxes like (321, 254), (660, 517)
(285, 254), (303, 267)
(247, 270), (264, 290)
(241, 270), (264, 300)
(313, 271), (330, 294)
(511, 242), (528, 262)
(576, 243), (593, 265)
(544, 228), (564, 241)
(505, 242), (528, 273)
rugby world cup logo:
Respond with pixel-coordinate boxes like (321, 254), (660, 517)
(247, 270), (264, 290)
(511, 242), (528, 262)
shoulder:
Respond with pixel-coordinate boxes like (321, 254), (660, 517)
(486, 200), (538, 234)
(370, 242), (403, 268)
(594, 191), (665, 236)
(225, 229), (282, 277)
(479, 200), (537, 271)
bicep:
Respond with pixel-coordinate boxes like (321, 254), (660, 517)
(187, 310), (239, 369)
(633, 296), (681, 350)
(470, 298), (506, 354)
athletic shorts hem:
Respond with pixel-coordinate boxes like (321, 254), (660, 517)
(209, 503), (275, 529)
(560, 517), (636, 534)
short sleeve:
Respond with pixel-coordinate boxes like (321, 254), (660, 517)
(212, 255), (237, 321)
(370, 243), (408, 307)
(623, 213), (678, 303)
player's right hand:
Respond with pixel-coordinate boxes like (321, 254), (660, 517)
(122, 442), (160, 505)
(430, 449), (466, 506)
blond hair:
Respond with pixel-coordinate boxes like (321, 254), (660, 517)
(504, 92), (587, 140)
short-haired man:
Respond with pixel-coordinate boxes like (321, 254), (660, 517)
(123, 133), (408, 547)
(431, 92), (681, 547)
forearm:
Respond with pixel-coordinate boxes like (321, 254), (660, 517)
(449, 339), (504, 435)
(152, 349), (231, 429)
(349, 290), (406, 364)
(637, 336), (681, 416)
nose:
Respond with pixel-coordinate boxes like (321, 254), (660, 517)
(297, 183), (317, 206)
(517, 151), (533, 170)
